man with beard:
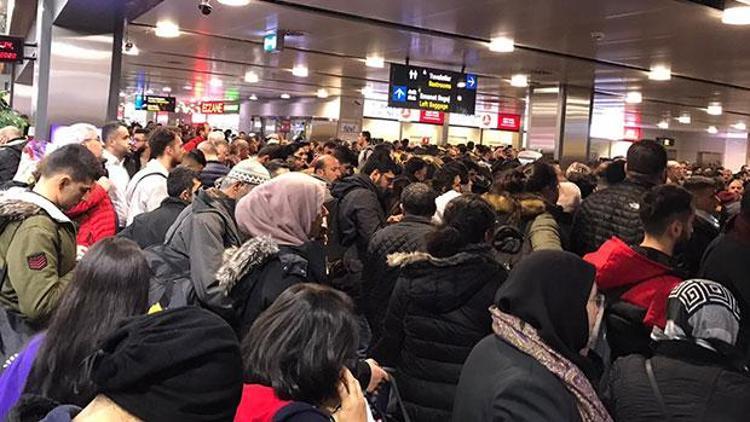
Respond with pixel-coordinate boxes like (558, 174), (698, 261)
(584, 184), (694, 359)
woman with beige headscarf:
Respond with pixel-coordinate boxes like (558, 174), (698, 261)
(215, 172), (328, 338)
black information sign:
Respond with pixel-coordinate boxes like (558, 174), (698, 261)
(0, 36), (24, 63)
(137, 95), (176, 112)
(388, 63), (477, 115)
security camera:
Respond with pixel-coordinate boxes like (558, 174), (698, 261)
(198, 0), (212, 16)
(124, 41), (134, 51)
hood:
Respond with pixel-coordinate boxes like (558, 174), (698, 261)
(387, 245), (502, 312)
(215, 236), (279, 293)
(584, 237), (671, 291)
(0, 187), (70, 224)
(517, 194), (547, 219)
(331, 173), (377, 200)
(194, 188), (235, 215)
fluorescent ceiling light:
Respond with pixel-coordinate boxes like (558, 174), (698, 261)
(244, 71), (259, 83)
(183, 85), (193, 90)
(162, 86), (172, 93)
(707, 102), (723, 115)
(316, 88), (329, 98)
(625, 91), (642, 104)
(723, 6), (750, 25)
(707, 126), (719, 134)
(534, 87), (560, 94)
(649, 65), (671, 81)
(510, 74), (528, 87)
(657, 120), (669, 129)
(155, 21), (180, 38)
(733, 122), (747, 131)
(292, 65), (309, 77)
(365, 56), (385, 68)
(51, 42), (110, 60)
(280, 93), (291, 99)
(489, 37), (515, 53)
(210, 78), (222, 87)
(249, 94), (258, 101)
(218, 0), (251, 5)
(119, 92), (126, 98)
(677, 114), (691, 124)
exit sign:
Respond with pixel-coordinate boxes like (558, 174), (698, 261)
(0, 36), (24, 63)
(263, 32), (283, 53)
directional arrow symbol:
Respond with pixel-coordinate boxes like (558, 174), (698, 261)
(409, 69), (418, 80)
(395, 88), (406, 98)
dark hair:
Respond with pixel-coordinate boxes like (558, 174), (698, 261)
(361, 131), (371, 142)
(639, 185), (694, 236)
(24, 238), (151, 405)
(627, 139), (667, 176)
(242, 283), (358, 405)
(148, 127), (179, 159)
(404, 157), (427, 177)
(186, 149), (207, 167)
(495, 161), (557, 195)
(682, 176), (717, 194)
(101, 121), (126, 144)
(401, 182), (437, 217)
(741, 189), (750, 215)
(604, 160), (627, 184)
(266, 159), (291, 174)
(38, 144), (101, 182)
(432, 165), (461, 193)
(133, 128), (148, 136)
(361, 153), (401, 176)
(167, 167), (199, 198)
(426, 194), (496, 258)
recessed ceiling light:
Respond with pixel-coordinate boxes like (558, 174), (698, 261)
(292, 65), (308, 77)
(244, 71), (259, 83)
(625, 91), (642, 104)
(707, 126), (719, 134)
(707, 102), (723, 116)
(155, 21), (180, 38)
(123, 43), (139, 56)
(162, 86), (172, 93)
(210, 78), (222, 87)
(183, 85), (193, 90)
(733, 122), (747, 131)
(218, 0), (251, 5)
(316, 88), (329, 98)
(145, 88), (154, 95)
(723, 6), (750, 25)
(119, 92), (126, 98)
(657, 120), (669, 129)
(649, 65), (671, 81)
(489, 37), (515, 53)
(678, 114), (691, 124)
(510, 74), (528, 87)
(365, 56), (385, 68)
(280, 93), (291, 99)
(249, 94), (258, 101)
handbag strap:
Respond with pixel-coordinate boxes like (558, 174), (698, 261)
(645, 359), (673, 421)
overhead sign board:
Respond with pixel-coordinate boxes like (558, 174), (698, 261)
(388, 63), (477, 115)
(0, 36), (24, 63)
(497, 113), (521, 131)
(136, 95), (176, 112)
(263, 32), (283, 53)
(200, 100), (240, 114)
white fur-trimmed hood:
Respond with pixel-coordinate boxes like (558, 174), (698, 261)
(215, 236), (279, 293)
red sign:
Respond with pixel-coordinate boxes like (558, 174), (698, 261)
(200, 101), (225, 114)
(0, 37), (23, 63)
(419, 110), (445, 125)
(497, 113), (521, 131)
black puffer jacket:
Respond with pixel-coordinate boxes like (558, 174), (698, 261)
(0, 139), (26, 183)
(571, 177), (656, 255)
(362, 215), (433, 344)
(602, 340), (750, 422)
(372, 245), (507, 421)
(199, 161), (231, 188)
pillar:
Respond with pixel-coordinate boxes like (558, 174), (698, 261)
(337, 96), (364, 143)
(31, 0), (53, 139)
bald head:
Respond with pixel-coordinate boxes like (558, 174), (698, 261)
(314, 154), (342, 183)
(0, 126), (22, 145)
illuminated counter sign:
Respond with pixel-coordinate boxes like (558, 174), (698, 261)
(388, 63), (477, 115)
(136, 95), (176, 112)
(0, 36), (24, 63)
(200, 101), (240, 114)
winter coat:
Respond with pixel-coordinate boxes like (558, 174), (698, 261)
(215, 236), (326, 338)
(234, 384), (330, 422)
(452, 334), (583, 422)
(571, 177), (655, 255)
(602, 340), (750, 422)
(146, 189), (241, 312)
(362, 214), (433, 344)
(64, 183), (116, 248)
(0, 139), (27, 183)
(372, 245), (506, 421)
(0, 189), (76, 325)
(585, 237), (683, 358)
(518, 195), (563, 252)
(330, 173), (386, 304)
(118, 197), (188, 249)
(677, 212), (720, 277)
(199, 161), (231, 188)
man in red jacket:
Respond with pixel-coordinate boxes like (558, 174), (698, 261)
(183, 124), (209, 153)
(584, 184), (694, 358)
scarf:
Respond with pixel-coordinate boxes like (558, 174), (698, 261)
(491, 307), (612, 422)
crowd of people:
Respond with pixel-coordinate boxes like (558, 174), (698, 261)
(0, 121), (748, 421)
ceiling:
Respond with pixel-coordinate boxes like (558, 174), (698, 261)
(121, 0), (750, 133)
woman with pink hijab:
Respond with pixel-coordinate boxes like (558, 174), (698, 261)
(215, 172), (328, 338)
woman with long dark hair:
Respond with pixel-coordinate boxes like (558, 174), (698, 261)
(0, 237), (151, 417)
(372, 194), (507, 421)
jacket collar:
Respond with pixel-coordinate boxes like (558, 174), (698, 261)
(0, 187), (71, 224)
(400, 214), (433, 225)
(387, 243), (494, 268)
(215, 236), (280, 292)
(654, 340), (748, 373)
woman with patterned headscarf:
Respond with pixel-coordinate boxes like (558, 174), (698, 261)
(602, 279), (750, 421)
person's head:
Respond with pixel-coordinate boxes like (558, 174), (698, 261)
(167, 167), (201, 203)
(102, 121), (130, 159)
(626, 139), (668, 184)
(640, 184), (695, 252)
(314, 154), (343, 183)
(667, 160), (685, 184)
(662, 279), (741, 350)
(323, 140), (338, 156)
(132, 128), (148, 152)
(683, 177), (719, 215)
(426, 194), (496, 258)
(182, 149), (207, 173)
(332, 145), (357, 176)
(234, 139), (250, 160)
(87, 307), (242, 421)
(265, 159), (291, 178)
(148, 127), (183, 168)
(0, 125), (22, 144)
(220, 158), (271, 200)
(256, 145), (283, 165)
(357, 130), (371, 147)
(721, 168), (734, 184)
(199, 133), (222, 161)
(214, 139), (230, 163)
(400, 182), (437, 218)
(361, 154), (400, 192)
(289, 143), (309, 171)
(433, 162), (466, 194)
(404, 157), (428, 182)
(37, 144), (102, 209)
(494, 251), (600, 374)
(196, 125), (207, 138)
(25, 237), (151, 404)
(495, 161), (559, 204)
(81, 136), (104, 161)
(242, 283), (358, 406)
(235, 172), (327, 245)
(728, 178), (744, 197)
(604, 159), (627, 185)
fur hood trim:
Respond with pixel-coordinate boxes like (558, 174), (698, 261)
(387, 247), (491, 268)
(518, 196), (546, 218)
(216, 236), (279, 293)
(0, 187), (70, 224)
